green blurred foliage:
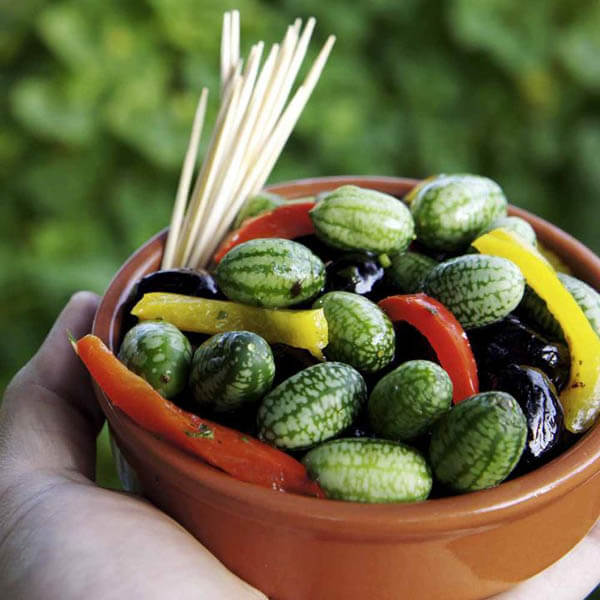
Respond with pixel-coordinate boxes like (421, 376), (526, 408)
(2, 5), (600, 595)
(2, 0), (600, 508)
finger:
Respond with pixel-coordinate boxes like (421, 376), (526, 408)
(31, 290), (104, 428)
(0, 292), (103, 481)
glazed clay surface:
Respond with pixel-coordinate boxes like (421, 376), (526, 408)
(93, 176), (600, 600)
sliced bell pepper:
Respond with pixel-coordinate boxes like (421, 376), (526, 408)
(213, 201), (316, 263)
(378, 293), (479, 404)
(536, 242), (573, 274)
(472, 228), (600, 433)
(73, 334), (324, 497)
(132, 292), (328, 360)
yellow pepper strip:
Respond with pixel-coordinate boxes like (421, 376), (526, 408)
(131, 292), (328, 360)
(473, 229), (600, 433)
(536, 242), (573, 274)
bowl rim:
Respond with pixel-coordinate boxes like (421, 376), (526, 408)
(93, 175), (600, 538)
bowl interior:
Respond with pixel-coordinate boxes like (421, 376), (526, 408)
(92, 175), (600, 535)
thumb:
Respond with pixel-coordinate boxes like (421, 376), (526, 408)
(0, 292), (103, 481)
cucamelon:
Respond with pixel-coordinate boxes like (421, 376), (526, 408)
(313, 291), (395, 373)
(487, 216), (536, 245)
(302, 438), (432, 502)
(309, 185), (415, 254)
(368, 360), (453, 441)
(558, 272), (600, 338)
(519, 273), (600, 340)
(189, 331), (275, 413)
(410, 174), (507, 251)
(386, 251), (438, 293)
(118, 320), (192, 398)
(519, 285), (564, 340)
(423, 254), (525, 329)
(257, 362), (366, 450)
(215, 238), (325, 308)
(429, 391), (527, 492)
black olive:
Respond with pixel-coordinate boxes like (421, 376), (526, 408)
(205, 405), (260, 437)
(324, 252), (385, 296)
(393, 322), (438, 364)
(294, 234), (345, 264)
(485, 364), (564, 471)
(270, 343), (318, 386)
(120, 269), (224, 350)
(132, 268), (223, 304)
(342, 424), (375, 438)
(408, 239), (468, 263)
(468, 315), (570, 392)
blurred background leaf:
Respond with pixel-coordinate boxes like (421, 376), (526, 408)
(1, 3), (600, 576)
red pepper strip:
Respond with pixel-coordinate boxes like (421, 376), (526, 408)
(378, 294), (479, 404)
(213, 201), (316, 263)
(74, 334), (324, 497)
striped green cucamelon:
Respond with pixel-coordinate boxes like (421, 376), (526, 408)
(486, 216), (536, 245)
(410, 174), (507, 251)
(309, 185), (415, 254)
(233, 191), (284, 228)
(386, 251), (438, 293)
(313, 291), (395, 373)
(302, 438), (432, 502)
(429, 391), (527, 492)
(368, 360), (453, 441)
(519, 273), (600, 340)
(423, 254), (525, 329)
(189, 331), (275, 413)
(558, 273), (600, 338)
(118, 320), (192, 398)
(257, 362), (366, 450)
(519, 285), (564, 341)
(215, 238), (325, 308)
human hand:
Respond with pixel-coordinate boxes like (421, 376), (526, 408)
(1, 293), (598, 600)
(0, 292), (265, 600)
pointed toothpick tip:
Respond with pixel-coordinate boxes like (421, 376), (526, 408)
(168, 11), (335, 268)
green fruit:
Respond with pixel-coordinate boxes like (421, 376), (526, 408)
(486, 215), (536, 245)
(386, 251), (438, 293)
(519, 273), (600, 341)
(118, 320), (192, 398)
(189, 331), (275, 413)
(233, 192), (284, 228)
(558, 273), (600, 338)
(519, 285), (564, 341)
(429, 391), (527, 492)
(309, 185), (415, 253)
(368, 360), (453, 441)
(410, 174), (507, 251)
(423, 254), (525, 329)
(257, 362), (366, 450)
(302, 438), (432, 503)
(313, 291), (395, 373)
(215, 238), (325, 308)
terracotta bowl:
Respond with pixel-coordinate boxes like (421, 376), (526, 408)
(92, 176), (600, 600)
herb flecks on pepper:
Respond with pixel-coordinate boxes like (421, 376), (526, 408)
(473, 228), (600, 433)
(131, 292), (328, 360)
(73, 334), (324, 497)
(378, 293), (479, 404)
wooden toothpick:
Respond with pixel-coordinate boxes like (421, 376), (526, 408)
(166, 14), (334, 269)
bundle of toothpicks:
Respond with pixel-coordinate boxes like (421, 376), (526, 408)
(161, 10), (335, 270)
